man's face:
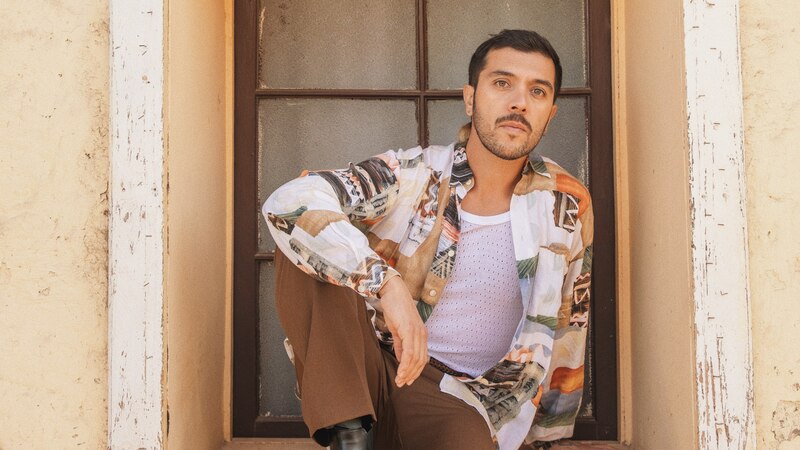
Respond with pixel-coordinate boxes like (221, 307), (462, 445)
(463, 47), (559, 161)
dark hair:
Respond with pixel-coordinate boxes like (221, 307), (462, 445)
(468, 29), (563, 101)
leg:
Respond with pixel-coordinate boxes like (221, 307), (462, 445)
(274, 250), (391, 446)
(275, 250), (493, 449)
(390, 364), (496, 450)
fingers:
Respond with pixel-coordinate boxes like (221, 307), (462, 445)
(394, 337), (408, 387)
(394, 326), (428, 387)
(394, 336), (404, 377)
(407, 327), (427, 385)
(379, 279), (429, 387)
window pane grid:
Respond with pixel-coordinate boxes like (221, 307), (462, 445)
(239, 0), (615, 440)
(255, 3), (595, 416)
(253, 88), (593, 97)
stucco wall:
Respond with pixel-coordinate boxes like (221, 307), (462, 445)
(0, 1), (109, 448)
(618, 0), (698, 448)
(740, 2), (800, 448)
(164, 0), (228, 447)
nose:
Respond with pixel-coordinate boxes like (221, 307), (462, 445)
(509, 88), (528, 112)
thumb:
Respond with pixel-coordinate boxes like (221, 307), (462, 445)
(394, 335), (404, 363)
(393, 336), (406, 387)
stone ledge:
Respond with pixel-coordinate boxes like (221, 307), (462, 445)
(223, 438), (630, 449)
(550, 442), (629, 449)
(223, 439), (319, 450)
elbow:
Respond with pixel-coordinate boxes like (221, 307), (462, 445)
(262, 187), (291, 232)
(262, 182), (310, 236)
(262, 191), (277, 220)
(263, 183), (291, 219)
(262, 187), (296, 238)
(261, 195), (276, 225)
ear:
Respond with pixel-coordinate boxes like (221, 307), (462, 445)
(463, 84), (475, 117)
(543, 103), (558, 134)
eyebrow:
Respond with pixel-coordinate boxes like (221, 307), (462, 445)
(488, 70), (555, 92)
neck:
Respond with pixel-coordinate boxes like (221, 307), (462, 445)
(463, 137), (527, 197)
(460, 135), (528, 215)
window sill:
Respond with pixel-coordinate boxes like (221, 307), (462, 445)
(223, 438), (630, 450)
(550, 442), (629, 449)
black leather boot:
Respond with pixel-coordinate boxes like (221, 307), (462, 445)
(329, 425), (369, 450)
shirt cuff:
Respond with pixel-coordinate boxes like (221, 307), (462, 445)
(370, 265), (401, 298)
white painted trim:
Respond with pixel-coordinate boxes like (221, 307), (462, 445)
(108, 1), (166, 448)
(683, 2), (755, 449)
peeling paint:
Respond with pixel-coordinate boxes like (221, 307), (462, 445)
(108, 0), (165, 448)
(684, 0), (756, 449)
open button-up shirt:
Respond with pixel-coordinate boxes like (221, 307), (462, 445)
(263, 143), (594, 449)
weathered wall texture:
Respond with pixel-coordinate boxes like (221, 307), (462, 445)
(619, 0), (698, 448)
(0, 1), (109, 448)
(164, 0), (228, 447)
(740, 1), (800, 449)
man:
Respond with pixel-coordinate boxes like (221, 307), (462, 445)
(263, 29), (593, 450)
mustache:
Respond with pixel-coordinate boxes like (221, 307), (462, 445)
(495, 114), (532, 131)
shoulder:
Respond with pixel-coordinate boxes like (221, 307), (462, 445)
(541, 157), (590, 204)
(382, 143), (454, 173)
(517, 156), (592, 219)
(422, 143), (456, 172)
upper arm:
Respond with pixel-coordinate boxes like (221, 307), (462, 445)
(263, 151), (402, 229)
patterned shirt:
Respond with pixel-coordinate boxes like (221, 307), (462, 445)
(263, 142), (593, 449)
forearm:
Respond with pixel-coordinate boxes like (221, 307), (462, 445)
(377, 275), (429, 386)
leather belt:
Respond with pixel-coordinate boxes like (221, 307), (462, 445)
(428, 357), (472, 378)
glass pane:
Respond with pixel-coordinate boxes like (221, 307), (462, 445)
(427, 0), (587, 89)
(259, 0), (417, 89)
(427, 97), (589, 185)
(258, 260), (302, 416)
(427, 99), (469, 147)
(257, 98), (418, 251)
(539, 97), (589, 184)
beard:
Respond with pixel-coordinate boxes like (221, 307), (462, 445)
(471, 98), (547, 161)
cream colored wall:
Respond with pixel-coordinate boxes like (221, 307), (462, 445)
(157, 1), (775, 448)
(616, 0), (698, 448)
(740, 2), (800, 449)
(164, 0), (228, 447)
(0, 1), (109, 448)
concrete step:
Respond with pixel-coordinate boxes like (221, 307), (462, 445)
(223, 438), (630, 450)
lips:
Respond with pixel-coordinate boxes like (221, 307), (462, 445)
(498, 121), (529, 133)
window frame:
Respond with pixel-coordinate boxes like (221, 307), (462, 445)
(233, 0), (617, 440)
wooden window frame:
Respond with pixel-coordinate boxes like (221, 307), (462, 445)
(233, 0), (617, 440)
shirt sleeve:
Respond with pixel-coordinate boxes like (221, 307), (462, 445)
(262, 150), (403, 298)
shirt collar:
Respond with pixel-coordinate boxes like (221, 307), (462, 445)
(450, 143), (474, 192)
(449, 143), (551, 197)
(525, 153), (551, 179)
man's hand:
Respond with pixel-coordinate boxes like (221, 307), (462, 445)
(379, 276), (428, 387)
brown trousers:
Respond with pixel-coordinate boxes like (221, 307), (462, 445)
(274, 250), (495, 450)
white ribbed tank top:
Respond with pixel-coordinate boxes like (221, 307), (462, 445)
(425, 209), (523, 377)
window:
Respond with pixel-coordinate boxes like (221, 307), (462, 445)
(234, 0), (617, 440)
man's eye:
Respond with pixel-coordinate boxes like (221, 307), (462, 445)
(532, 88), (546, 96)
(495, 80), (509, 88)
